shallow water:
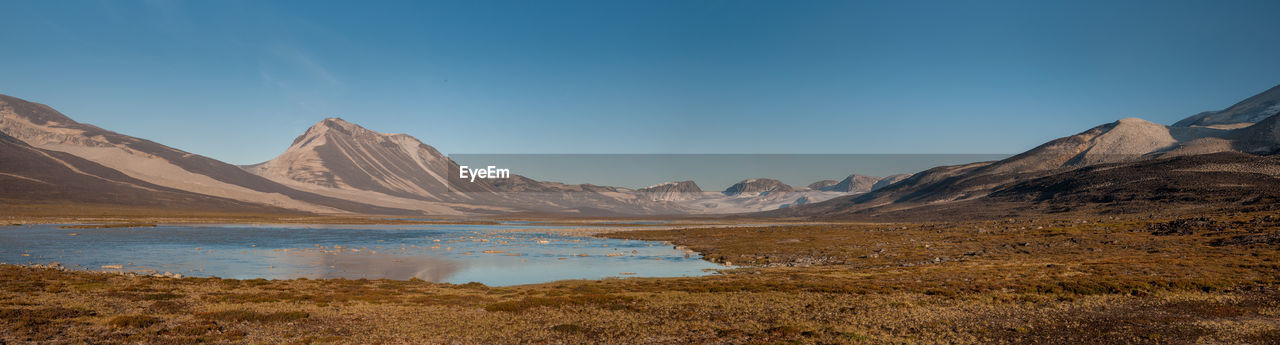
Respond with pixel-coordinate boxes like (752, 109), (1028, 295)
(0, 223), (723, 286)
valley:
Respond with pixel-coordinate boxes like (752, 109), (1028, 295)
(6, 2), (1280, 343)
(3, 65), (1280, 345)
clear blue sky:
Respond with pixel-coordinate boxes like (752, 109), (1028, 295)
(2, 0), (1279, 165)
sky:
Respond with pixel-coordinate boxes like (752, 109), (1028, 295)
(2, 0), (1280, 165)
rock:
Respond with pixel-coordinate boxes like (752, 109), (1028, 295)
(1150, 217), (1224, 236)
(638, 181), (703, 201)
(722, 178), (794, 196)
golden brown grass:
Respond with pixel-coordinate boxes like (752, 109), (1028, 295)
(1, 213), (1278, 344)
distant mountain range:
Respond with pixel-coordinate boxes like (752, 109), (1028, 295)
(767, 84), (1280, 220)
(3, 83), (1279, 218)
(242, 117), (690, 215)
(0, 96), (878, 216)
(0, 95), (400, 215)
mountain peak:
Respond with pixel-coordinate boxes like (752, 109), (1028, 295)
(0, 94), (78, 126)
(638, 181), (703, 201)
(253, 117), (451, 197)
(1173, 84), (1280, 127)
(723, 178), (793, 196)
(293, 117), (416, 147)
(1116, 117), (1155, 125)
(304, 117), (421, 143)
(807, 180), (839, 190)
(307, 117), (361, 135)
(821, 174), (881, 193)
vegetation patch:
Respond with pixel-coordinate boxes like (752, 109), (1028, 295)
(146, 300), (189, 314)
(108, 314), (161, 328)
(0, 306), (95, 328)
(197, 310), (309, 323)
(1149, 217), (1223, 235)
(485, 294), (635, 312)
(1212, 233), (1280, 246)
(550, 323), (589, 334)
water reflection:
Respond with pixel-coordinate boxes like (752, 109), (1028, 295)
(281, 251), (461, 280)
(0, 223), (722, 286)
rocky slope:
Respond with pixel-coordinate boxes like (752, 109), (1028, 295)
(241, 118), (486, 215)
(772, 152), (1280, 220)
(983, 117), (1227, 175)
(807, 180), (839, 190)
(809, 174), (910, 193)
(245, 118), (459, 200)
(1227, 111), (1280, 154)
(767, 85), (1280, 219)
(0, 94), (782, 216)
(0, 95), (410, 215)
(871, 174), (910, 191)
(0, 131), (290, 213)
(722, 179), (794, 196)
(819, 174), (881, 193)
(1174, 84), (1280, 128)
(246, 118), (686, 215)
(637, 181), (703, 201)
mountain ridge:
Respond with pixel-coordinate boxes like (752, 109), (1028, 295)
(0, 94), (417, 215)
(1174, 84), (1280, 128)
(767, 85), (1280, 219)
(247, 117), (692, 215)
(637, 181), (703, 201)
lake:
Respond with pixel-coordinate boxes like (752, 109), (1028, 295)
(0, 223), (723, 286)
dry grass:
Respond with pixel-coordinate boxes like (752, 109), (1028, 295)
(1, 213), (1278, 344)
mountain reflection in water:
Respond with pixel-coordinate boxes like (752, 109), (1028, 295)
(0, 223), (722, 286)
(282, 251), (461, 281)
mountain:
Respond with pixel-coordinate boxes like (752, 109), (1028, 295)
(247, 118), (687, 215)
(779, 195), (810, 209)
(810, 174), (910, 193)
(767, 151), (1280, 220)
(0, 95), (695, 216)
(1174, 84), (1280, 128)
(769, 85), (1280, 219)
(807, 180), (838, 190)
(820, 174), (881, 193)
(15, 82), (1277, 219)
(655, 178), (818, 213)
(0, 131), (292, 214)
(246, 118), (453, 200)
(0, 94), (411, 215)
(846, 117), (1227, 205)
(871, 174), (910, 191)
(985, 117), (1228, 174)
(722, 179), (794, 196)
(241, 118), (484, 215)
(1227, 111), (1280, 154)
(984, 151), (1280, 209)
(637, 181), (703, 201)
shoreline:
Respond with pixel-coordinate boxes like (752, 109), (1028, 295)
(1, 212), (1277, 343)
(0, 221), (735, 286)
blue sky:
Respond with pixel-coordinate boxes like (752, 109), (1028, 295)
(2, 0), (1279, 165)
